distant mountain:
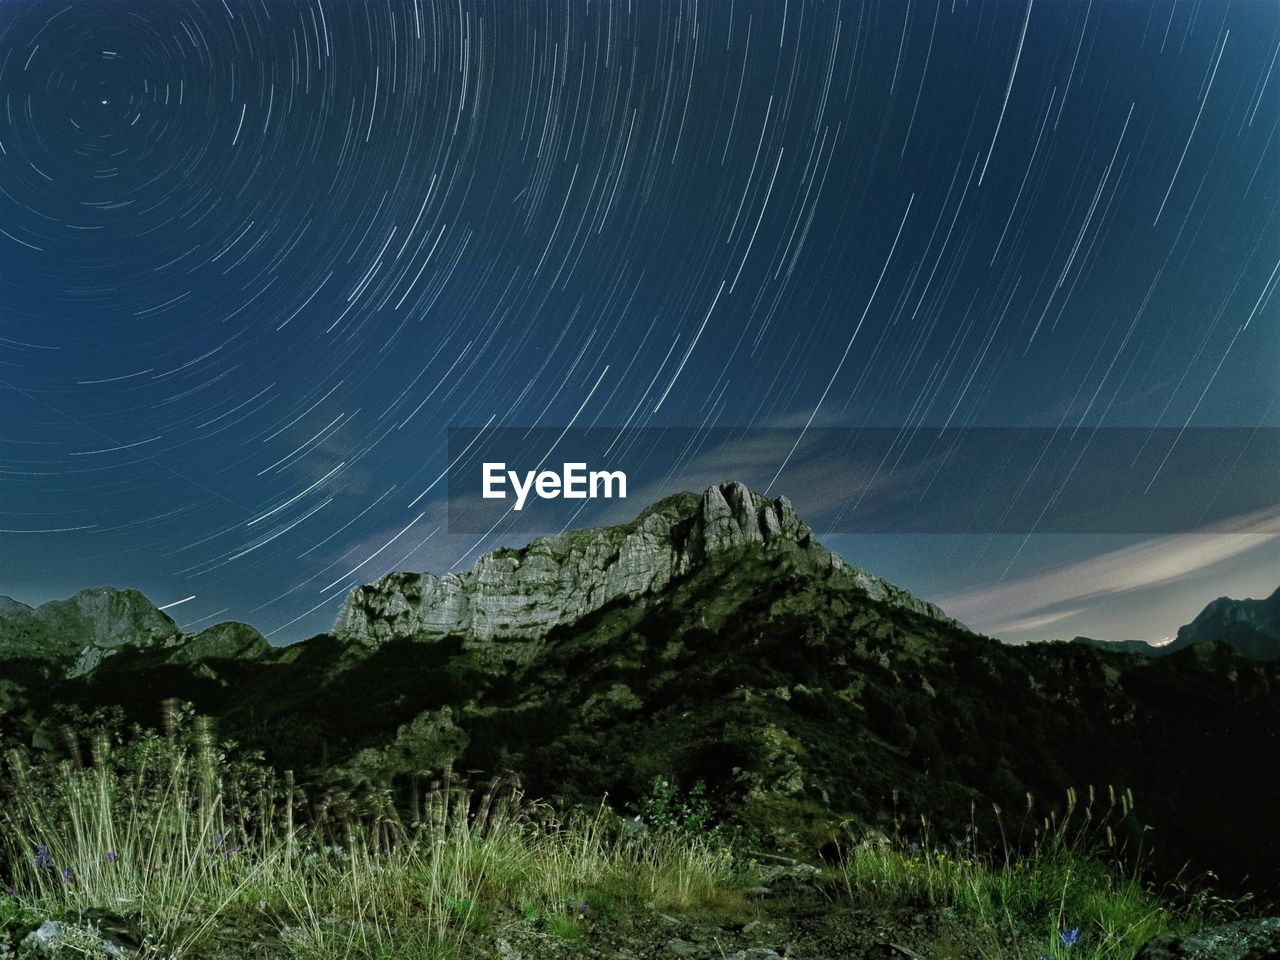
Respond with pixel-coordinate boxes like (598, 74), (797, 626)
(0, 587), (270, 675)
(1163, 586), (1280, 660)
(1071, 636), (1167, 656)
(1, 483), (1277, 892)
(0, 586), (182, 674)
(1071, 586), (1280, 661)
(0, 595), (32, 615)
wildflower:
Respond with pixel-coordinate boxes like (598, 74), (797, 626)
(1060, 927), (1081, 947)
(33, 846), (52, 869)
(106, 851), (119, 864)
(61, 868), (74, 886)
(577, 902), (589, 913)
(5, 885), (17, 897)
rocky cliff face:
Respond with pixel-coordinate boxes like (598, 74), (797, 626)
(332, 481), (955, 653)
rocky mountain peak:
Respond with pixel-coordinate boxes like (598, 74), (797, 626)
(1164, 585), (1280, 660)
(691, 480), (810, 552)
(332, 481), (951, 652)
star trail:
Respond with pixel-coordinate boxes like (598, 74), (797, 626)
(1, 0), (1277, 644)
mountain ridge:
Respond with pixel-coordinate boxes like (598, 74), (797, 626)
(0, 586), (271, 676)
(1070, 585), (1280, 661)
(1, 483), (1277, 891)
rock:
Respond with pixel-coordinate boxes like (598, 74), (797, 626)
(332, 482), (954, 655)
(1134, 917), (1280, 959)
(756, 861), (824, 897)
(20, 919), (132, 958)
(761, 862), (822, 883)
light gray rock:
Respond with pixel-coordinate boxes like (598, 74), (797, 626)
(333, 482), (955, 655)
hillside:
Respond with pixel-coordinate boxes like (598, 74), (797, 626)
(1, 482), (1277, 894)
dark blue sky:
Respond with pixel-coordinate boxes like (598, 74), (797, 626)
(1, 0), (1277, 644)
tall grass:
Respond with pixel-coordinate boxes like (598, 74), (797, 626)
(836, 786), (1218, 959)
(0, 710), (735, 958)
(0, 711), (1234, 959)
(2, 713), (283, 952)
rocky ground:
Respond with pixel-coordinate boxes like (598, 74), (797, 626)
(2, 897), (996, 960)
(489, 897), (994, 960)
(10, 885), (1280, 960)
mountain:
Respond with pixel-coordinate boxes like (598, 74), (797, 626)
(1, 483), (1277, 892)
(1163, 586), (1280, 660)
(0, 586), (182, 674)
(1071, 636), (1167, 656)
(333, 482), (952, 655)
(1071, 586), (1280, 661)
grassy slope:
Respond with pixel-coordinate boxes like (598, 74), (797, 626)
(0, 724), (1235, 960)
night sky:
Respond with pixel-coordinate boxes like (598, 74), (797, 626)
(1, 0), (1277, 645)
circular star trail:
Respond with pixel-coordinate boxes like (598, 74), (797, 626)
(1, 0), (1277, 642)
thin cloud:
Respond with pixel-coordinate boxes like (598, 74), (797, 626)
(982, 607), (1089, 636)
(938, 503), (1280, 634)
